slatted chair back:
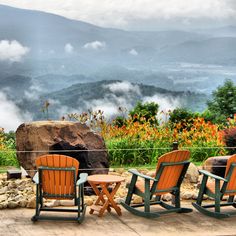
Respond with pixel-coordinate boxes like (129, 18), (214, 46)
(224, 154), (236, 195)
(154, 150), (190, 193)
(35, 154), (79, 199)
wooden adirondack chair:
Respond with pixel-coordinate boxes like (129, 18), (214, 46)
(31, 154), (87, 223)
(121, 150), (192, 218)
(192, 154), (236, 218)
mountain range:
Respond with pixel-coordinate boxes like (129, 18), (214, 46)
(0, 4), (235, 128)
(0, 75), (208, 120)
(0, 4), (236, 77)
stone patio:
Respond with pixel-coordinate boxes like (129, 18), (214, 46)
(1, 166), (236, 235)
(1, 203), (236, 236)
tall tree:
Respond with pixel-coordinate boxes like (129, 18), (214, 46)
(207, 80), (236, 120)
(129, 101), (159, 125)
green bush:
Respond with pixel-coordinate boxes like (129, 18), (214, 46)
(187, 147), (224, 162)
(169, 108), (198, 130)
(113, 116), (127, 127)
(0, 130), (18, 167)
(169, 108), (195, 123)
(106, 138), (171, 166)
(129, 101), (159, 125)
(0, 151), (18, 167)
(207, 79), (236, 122)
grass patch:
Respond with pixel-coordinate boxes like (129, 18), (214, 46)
(0, 151), (19, 167)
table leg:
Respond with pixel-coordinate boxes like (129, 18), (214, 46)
(89, 183), (111, 215)
(96, 183), (111, 212)
(99, 182), (122, 216)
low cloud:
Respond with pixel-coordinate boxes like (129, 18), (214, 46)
(142, 94), (181, 122)
(129, 49), (138, 56)
(83, 81), (181, 121)
(0, 40), (30, 62)
(85, 99), (119, 118)
(83, 82), (140, 118)
(56, 105), (79, 119)
(64, 43), (74, 54)
(24, 82), (45, 100)
(142, 94), (181, 112)
(83, 41), (106, 50)
(84, 94), (130, 118)
(104, 81), (141, 95)
(0, 92), (32, 131)
(24, 90), (39, 100)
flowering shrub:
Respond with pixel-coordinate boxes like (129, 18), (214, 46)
(173, 118), (225, 161)
(0, 111), (234, 167)
(101, 116), (226, 165)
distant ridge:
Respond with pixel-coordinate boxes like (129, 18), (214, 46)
(15, 80), (208, 120)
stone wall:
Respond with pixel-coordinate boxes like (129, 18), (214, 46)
(0, 163), (205, 209)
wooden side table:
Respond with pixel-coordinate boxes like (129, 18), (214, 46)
(87, 174), (125, 217)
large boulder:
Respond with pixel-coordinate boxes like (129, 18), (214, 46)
(16, 121), (109, 178)
(203, 155), (231, 177)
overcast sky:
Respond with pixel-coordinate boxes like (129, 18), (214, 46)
(0, 0), (235, 30)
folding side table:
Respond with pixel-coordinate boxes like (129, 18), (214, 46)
(87, 174), (125, 217)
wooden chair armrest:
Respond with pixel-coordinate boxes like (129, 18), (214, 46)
(129, 169), (157, 181)
(199, 170), (227, 182)
(33, 172), (39, 184)
(76, 173), (88, 186)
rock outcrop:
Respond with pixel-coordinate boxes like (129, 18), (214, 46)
(16, 121), (109, 177)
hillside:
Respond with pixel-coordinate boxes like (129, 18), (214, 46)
(0, 4), (235, 73)
(0, 5), (205, 51)
(0, 75), (32, 99)
(0, 4), (216, 76)
(16, 80), (208, 120)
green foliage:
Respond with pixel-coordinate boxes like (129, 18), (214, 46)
(169, 108), (198, 130)
(169, 108), (196, 123)
(200, 109), (215, 122)
(207, 80), (236, 122)
(113, 116), (127, 127)
(189, 147), (224, 162)
(106, 139), (223, 165)
(4, 131), (16, 149)
(106, 138), (171, 166)
(0, 151), (18, 167)
(129, 101), (159, 125)
(200, 109), (226, 125)
(0, 130), (18, 167)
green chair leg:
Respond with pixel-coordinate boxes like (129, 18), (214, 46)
(175, 191), (193, 213)
(125, 175), (137, 205)
(144, 179), (150, 213)
(196, 175), (208, 206)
